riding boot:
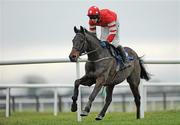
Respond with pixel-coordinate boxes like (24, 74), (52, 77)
(116, 45), (131, 70)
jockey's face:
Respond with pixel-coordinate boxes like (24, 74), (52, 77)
(89, 15), (99, 23)
(91, 18), (98, 23)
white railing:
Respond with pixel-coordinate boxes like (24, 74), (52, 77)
(0, 58), (180, 121)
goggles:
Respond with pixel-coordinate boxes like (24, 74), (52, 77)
(88, 15), (99, 19)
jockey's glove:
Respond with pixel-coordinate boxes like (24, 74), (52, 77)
(99, 41), (107, 48)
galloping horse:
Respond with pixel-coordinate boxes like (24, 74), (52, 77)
(69, 26), (150, 120)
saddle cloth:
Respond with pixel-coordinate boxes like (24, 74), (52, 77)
(99, 41), (134, 65)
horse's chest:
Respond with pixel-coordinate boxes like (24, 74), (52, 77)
(86, 63), (99, 76)
(87, 64), (97, 72)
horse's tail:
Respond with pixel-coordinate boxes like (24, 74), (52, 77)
(139, 57), (150, 81)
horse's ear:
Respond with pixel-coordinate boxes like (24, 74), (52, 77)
(74, 26), (79, 33)
(80, 26), (85, 34)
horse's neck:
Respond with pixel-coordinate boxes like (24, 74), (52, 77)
(86, 35), (109, 61)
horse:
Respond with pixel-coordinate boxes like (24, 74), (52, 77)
(69, 26), (150, 120)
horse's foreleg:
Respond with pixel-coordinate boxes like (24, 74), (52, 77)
(71, 79), (80, 112)
(81, 80), (103, 116)
(96, 85), (114, 120)
(71, 75), (94, 112)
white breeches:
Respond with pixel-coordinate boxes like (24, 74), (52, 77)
(100, 20), (120, 47)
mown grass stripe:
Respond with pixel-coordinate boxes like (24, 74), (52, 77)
(0, 110), (180, 125)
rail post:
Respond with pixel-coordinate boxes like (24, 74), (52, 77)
(76, 61), (81, 122)
(54, 88), (58, 116)
(6, 88), (10, 118)
(139, 83), (144, 118)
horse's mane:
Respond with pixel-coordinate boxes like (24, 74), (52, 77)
(84, 27), (115, 49)
(84, 29), (100, 42)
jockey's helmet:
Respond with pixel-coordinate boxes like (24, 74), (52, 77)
(87, 6), (100, 19)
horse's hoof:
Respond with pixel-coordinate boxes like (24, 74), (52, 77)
(95, 115), (104, 120)
(71, 103), (77, 112)
(80, 110), (88, 116)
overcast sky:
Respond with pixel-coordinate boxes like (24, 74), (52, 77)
(0, 0), (179, 84)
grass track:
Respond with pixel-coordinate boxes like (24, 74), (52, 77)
(0, 110), (180, 125)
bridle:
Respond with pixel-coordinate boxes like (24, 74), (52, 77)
(73, 33), (100, 56)
(73, 33), (113, 62)
(73, 33), (86, 53)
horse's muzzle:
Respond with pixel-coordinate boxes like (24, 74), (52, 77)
(69, 55), (77, 62)
(69, 48), (80, 62)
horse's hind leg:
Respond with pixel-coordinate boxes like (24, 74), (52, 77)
(127, 73), (141, 119)
(71, 75), (94, 112)
(96, 85), (114, 120)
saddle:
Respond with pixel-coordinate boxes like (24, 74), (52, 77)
(99, 41), (134, 65)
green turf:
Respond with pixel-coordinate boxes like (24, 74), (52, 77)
(0, 110), (180, 125)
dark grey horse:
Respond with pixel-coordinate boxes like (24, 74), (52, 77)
(69, 26), (150, 120)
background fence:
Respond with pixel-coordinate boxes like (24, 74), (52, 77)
(0, 58), (180, 122)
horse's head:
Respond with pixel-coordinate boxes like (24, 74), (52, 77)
(69, 26), (87, 62)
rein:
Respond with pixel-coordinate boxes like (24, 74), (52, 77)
(76, 33), (114, 63)
(80, 47), (113, 63)
(79, 44), (113, 63)
(80, 47), (100, 56)
(87, 57), (113, 63)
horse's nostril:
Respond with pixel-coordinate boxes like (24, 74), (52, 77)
(69, 55), (77, 62)
(72, 55), (76, 58)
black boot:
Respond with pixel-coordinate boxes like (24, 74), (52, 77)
(116, 45), (131, 70)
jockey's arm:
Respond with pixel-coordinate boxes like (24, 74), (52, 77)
(106, 21), (117, 43)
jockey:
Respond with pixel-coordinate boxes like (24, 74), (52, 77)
(87, 6), (130, 70)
